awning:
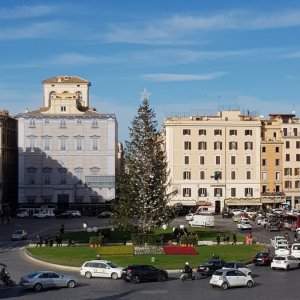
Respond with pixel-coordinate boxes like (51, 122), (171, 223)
(225, 198), (262, 206)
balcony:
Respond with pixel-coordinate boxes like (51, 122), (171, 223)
(261, 192), (285, 198)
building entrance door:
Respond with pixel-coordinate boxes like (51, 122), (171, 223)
(57, 194), (69, 212)
(215, 200), (221, 213)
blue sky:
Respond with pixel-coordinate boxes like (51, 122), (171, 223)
(1, 0), (300, 142)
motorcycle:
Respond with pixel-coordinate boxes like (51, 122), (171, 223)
(0, 264), (16, 287)
(180, 269), (195, 281)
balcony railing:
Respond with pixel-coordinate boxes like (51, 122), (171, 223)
(261, 192), (285, 197)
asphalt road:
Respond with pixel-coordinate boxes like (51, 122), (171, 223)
(0, 215), (298, 300)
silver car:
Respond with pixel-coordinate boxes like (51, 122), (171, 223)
(20, 271), (77, 291)
(11, 229), (27, 241)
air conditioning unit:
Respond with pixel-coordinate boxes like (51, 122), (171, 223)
(184, 194), (190, 197)
(246, 194), (251, 197)
(216, 194), (221, 197)
(200, 194), (205, 197)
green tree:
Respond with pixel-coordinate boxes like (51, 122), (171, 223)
(113, 89), (171, 233)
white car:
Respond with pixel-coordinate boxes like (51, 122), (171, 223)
(66, 210), (81, 217)
(290, 243), (300, 259)
(231, 209), (243, 216)
(222, 261), (252, 276)
(275, 245), (290, 256)
(237, 220), (252, 230)
(210, 269), (254, 290)
(80, 260), (123, 279)
(16, 211), (29, 218)
(271, 236), (285, 248)
(33, 210), (55, 218)
(271, 255), (300, 271)
(185, 213), (194, 221)
(11, 229), (27, 241)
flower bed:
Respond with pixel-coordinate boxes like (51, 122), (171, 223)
(162, 246), (198, 255)
(134, 246), (165, 255)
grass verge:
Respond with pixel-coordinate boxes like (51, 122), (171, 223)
(26, 244), (266, 269)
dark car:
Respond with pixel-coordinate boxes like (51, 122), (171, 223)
(222, 211), (233, 218)
(253, 252), (273, 266)
(56, 211), (73, 219)
(123, 265), (168, 284)
(266, 221), (280, 232)
(197, 259), (225, 276)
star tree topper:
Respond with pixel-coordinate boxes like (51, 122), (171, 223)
(140, 88), (151, 101)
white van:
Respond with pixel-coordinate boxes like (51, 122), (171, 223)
(189, 215), (215, 227)
(196, 206), (216, 215)
(291, 243), (300, 259)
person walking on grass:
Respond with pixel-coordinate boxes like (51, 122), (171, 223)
(232, 233), (237, 245)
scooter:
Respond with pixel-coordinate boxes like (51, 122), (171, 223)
(0, 268), (16, 287)
(180, 269), (195, 281)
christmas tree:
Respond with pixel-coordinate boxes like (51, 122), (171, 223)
(113, 89), (171, 233)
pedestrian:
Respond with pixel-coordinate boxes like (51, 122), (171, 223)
(223, 235), (226, 243)
(36, 235), (40, 247)
(123, 234), (127, 246)
(95, 254), (101, 260)
(60, 224), (65, 235)
(232, 233), (237, 245)
(39, 235), (43, 247)
(226, 234), (230, 244)
(216, 234), (220, 245)
(294, 232), (298, 242)
(160, 234), (164, 246)
(176, 234), (180, 245)
(56, 234), (60, 247)
(44, 236), (49, 247)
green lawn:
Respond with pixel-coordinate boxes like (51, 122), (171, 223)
(26, 244), (266, 269)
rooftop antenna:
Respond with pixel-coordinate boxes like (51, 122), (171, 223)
(292, 103), (296, 115)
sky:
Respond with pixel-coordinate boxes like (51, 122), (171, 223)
(1, 0), (300, 143)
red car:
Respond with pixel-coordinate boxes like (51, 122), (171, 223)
(253, 252), (273, 266)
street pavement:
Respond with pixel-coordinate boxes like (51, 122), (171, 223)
(0, 215), (298, 299)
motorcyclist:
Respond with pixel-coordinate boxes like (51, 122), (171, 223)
(183, 262), (193, 278)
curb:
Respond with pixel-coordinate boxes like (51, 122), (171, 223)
(22, 248), (80, 272)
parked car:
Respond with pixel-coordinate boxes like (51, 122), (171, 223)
(197, 259), (225, 276)
(275, 245), (290, 256)
(98, 211), (112, 218)
(19, 271), (77, 291)
(266, 221), (280, 232)
(123, 265), (168, 284)
(222, 261), (252, 276)
(56, 211), (73, 219)
(209, 269), (254, 290)
(271, 255), (300, 271)
(185, 213), (194, 221)
(231, 209), (243, 216)
(255, 216), (264, 225)
(16, 211), (29, 218)
(222, 210), (233, 218)
(66, 210), (81, 217)
(33, 210), (55, 218)
(11, 229), (27, 241)
(253, 252), (273, 266)
(246, 211), (257, 220)
(270, 236), (285, 248)
(290, 243), (300, 259)
(80, 260), (123, 279)
(237, 220), (252, 230)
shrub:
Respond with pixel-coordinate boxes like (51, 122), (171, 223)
(131, 233), (156, 245)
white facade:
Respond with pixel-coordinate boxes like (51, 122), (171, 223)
(17, 76), (118, 215)
(164, 110), (261, 211)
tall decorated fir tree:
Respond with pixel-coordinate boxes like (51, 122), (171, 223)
(113, 89), (170, 233)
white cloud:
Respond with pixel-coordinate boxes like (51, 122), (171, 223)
(0, 5), (57, 19)
(0, 21), (70, 40)
(140, 72), (227, 82)
(103, 9), (300, 45)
